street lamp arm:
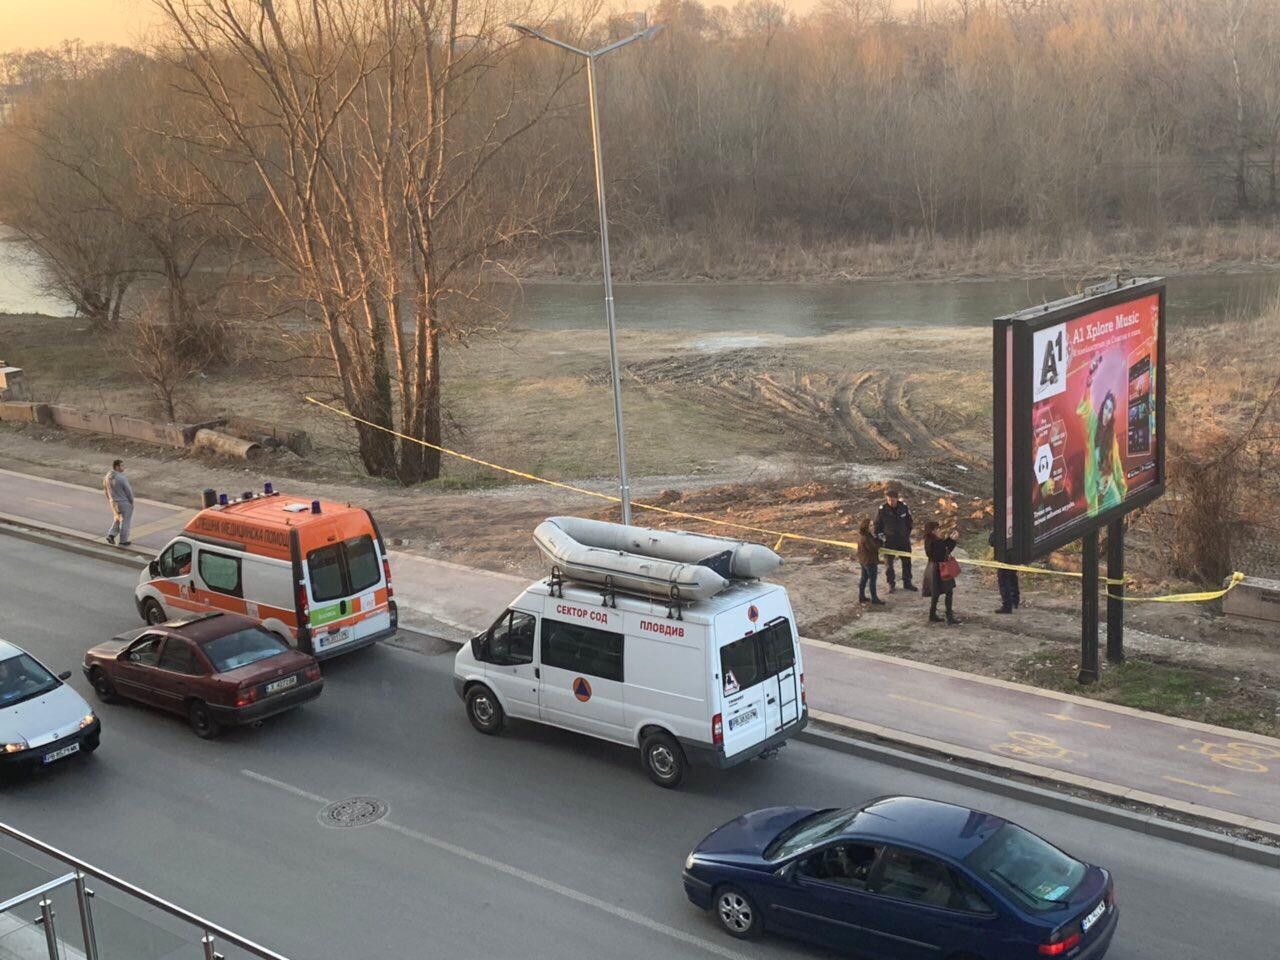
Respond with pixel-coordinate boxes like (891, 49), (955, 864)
(589, 24), (666, 59)
(507, 23), (590, 57)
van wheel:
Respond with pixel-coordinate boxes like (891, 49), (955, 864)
(90, 668), (118, 704)
(465, 686), (505, 735)
(187, 701), (222, 739)
(142, 598), (166, 625)
(641, 731), (686, 788)
(714, 885), (762, 939)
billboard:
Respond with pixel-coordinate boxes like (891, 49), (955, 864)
(994, 279), (1166, 563)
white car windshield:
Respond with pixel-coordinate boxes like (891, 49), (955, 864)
(0, 654), (60, 708)
(202, 628), (289, 673)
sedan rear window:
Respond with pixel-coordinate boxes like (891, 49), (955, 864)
(203, 628), (290, 673)
(0, 654), (59, 707)
(964, 823), (1085, 912)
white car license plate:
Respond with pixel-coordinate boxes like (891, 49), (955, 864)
(43, 743), (80, 764)
(1081, 899), (1106, 933)
(266, 675), (298, 694)
(728, 708), (758, 731)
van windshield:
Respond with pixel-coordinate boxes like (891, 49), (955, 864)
(307, 535), (381, 602)
(0, 654), (60, 708)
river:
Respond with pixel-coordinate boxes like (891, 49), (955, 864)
(3, 231), (1277, 333)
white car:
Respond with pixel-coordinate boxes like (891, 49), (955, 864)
(0, 639), (100, 774)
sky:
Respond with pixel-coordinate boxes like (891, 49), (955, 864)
(1, 0), (158, 52)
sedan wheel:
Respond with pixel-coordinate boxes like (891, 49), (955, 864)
(90, 668), (118, 704)
(715, 886), (761, 940)
(187, 701), (222, 739)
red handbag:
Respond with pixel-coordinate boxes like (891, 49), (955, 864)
(939, 556), (961, 581)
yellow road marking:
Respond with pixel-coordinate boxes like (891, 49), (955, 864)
(1162, 776), (1236, 797)
(1046, 713), (1112, 730)
(888, 693), (1003, 724)
(25, 497), (69, 509)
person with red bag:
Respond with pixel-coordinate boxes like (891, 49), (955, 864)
(922, 520), (961, 625)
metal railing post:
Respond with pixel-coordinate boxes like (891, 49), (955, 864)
(37, 897), (59, 960)
(203, 931), (224, 960)
(74, 873), (98, 960)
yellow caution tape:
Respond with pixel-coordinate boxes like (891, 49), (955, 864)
(305, 397), (1240, 604)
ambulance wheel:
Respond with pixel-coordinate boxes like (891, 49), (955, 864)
(187, 701), (222, 739)
(714, 884), (762, 940)
(466, 685), (505, 735)
(89, 668), (118, 704)
(641, 731), (686, 788)
(142, 598), (166, 626)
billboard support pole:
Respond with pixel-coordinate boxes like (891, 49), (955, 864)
(1078, 530), (1100, 684)
(1106, 519), (1125, 664)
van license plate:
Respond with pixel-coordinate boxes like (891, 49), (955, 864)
(266, 675), (298, 694)
(1081, 899), (1106, 933)
(728, 708), (758, 731)
(43, 743), (80, 763)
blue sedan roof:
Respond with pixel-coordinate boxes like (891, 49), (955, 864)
(843, 796), (1007, 860)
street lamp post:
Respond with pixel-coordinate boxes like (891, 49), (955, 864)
(510, 20), (665, 527)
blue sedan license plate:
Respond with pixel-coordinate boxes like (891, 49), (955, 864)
(1081, 899), (1106, 933)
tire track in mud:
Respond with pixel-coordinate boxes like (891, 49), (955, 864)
(898, 375), (991, 469)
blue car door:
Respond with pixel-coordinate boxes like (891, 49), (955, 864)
(857, 845), (996, 960)
(763, 842), (883, 954)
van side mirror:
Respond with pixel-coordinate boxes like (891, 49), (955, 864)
(57, 670), (72, 681)
(470, 632), (489, 662)
(149, 559), (160, 577)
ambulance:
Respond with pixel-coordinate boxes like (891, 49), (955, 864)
(453, 517), (808, 788)
(135, 486), (397, 659)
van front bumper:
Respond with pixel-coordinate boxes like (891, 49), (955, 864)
(680, 710), (809, 769)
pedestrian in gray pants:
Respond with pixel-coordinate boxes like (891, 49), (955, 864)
(104, 459), (134, 546)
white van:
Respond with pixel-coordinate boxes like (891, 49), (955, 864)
(453, 575), (808, 787)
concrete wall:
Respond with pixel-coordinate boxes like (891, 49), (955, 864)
(0, 400), (51, 424)
(1223, 576), (1280, 625)
(109, 414), (187, 448)
(0, 401), (187, 449)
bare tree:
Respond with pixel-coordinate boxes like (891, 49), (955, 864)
(122, 296), (204, 422)
(151, 0), (578, 482)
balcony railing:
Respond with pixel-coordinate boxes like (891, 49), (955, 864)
(0, 821), (290, 960)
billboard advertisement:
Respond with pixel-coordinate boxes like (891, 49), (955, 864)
(994, 279), (1166, 563)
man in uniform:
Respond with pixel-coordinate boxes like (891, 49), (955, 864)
(874, 485), (916, 593)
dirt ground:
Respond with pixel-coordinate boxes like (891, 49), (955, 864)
(2, 309), (1278, 735)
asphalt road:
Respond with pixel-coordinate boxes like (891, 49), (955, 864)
(0, 533), (1276, 960)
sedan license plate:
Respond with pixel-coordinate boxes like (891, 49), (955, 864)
(266, 675), (298, 695)
(728, 708), (758, 731)
(1081, 899), (1106, 933)
(43, 743), (80, 764)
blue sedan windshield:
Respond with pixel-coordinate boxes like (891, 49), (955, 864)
(765, 808), (862, 861)
(964, 823), (1085, 911)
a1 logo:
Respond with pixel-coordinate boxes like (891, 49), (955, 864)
(1032, 323), (1069, 403)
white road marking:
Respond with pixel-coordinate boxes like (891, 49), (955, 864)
(241, 769), (749, 960)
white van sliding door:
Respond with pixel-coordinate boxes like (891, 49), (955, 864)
(538, 617), (627, 740)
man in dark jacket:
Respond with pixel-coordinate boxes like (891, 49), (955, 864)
(875, 485), (916, 592)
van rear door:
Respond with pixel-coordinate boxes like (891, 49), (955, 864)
(717, 616), (801, 758)
(304, 532), (390, 654)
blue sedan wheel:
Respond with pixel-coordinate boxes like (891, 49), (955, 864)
(715, 885), (761, 940)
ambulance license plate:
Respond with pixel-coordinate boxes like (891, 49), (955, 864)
(1081, 899), (1106, 933)
(43, 743), (80, 764)
(728, 708), (758, 731)
(266, 676), (298, 695)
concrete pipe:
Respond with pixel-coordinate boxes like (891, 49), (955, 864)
(194, 428), (262, 460)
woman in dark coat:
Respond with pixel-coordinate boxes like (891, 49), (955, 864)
(922, 520), (960, 625)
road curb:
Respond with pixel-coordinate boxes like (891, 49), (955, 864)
(798, 725), (1280, 869)
(0, 519), (150, 570)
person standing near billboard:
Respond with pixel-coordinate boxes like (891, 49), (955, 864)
(875, 485), (916, 593)
(922, 520), (960, 624)
(1078, 355), (1128, 517)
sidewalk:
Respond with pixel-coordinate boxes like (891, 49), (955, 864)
(2, 468), (1279, 838)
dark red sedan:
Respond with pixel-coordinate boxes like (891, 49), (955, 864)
(83, 613), (322, 738)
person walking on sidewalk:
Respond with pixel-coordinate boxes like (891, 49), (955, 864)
(856, 518), (886, 605)
(988, 531), (1021, 614)
(922, 520), (960, 624)
(874, 485), (916, 593)
(103, 459), (134, 546)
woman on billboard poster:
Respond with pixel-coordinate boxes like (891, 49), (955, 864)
(1077, 354), (1128, 517)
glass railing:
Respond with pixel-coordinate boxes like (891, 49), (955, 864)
(0, 824), (289, 960)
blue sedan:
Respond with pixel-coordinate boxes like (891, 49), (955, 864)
(682, 796), (1117, 959)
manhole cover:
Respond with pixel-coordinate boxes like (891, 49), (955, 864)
(318, 797), (388, 828)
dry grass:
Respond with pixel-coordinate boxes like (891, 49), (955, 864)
(518, 223), (1280, 283)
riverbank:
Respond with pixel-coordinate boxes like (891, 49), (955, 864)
(515, 223), (1280, 283)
